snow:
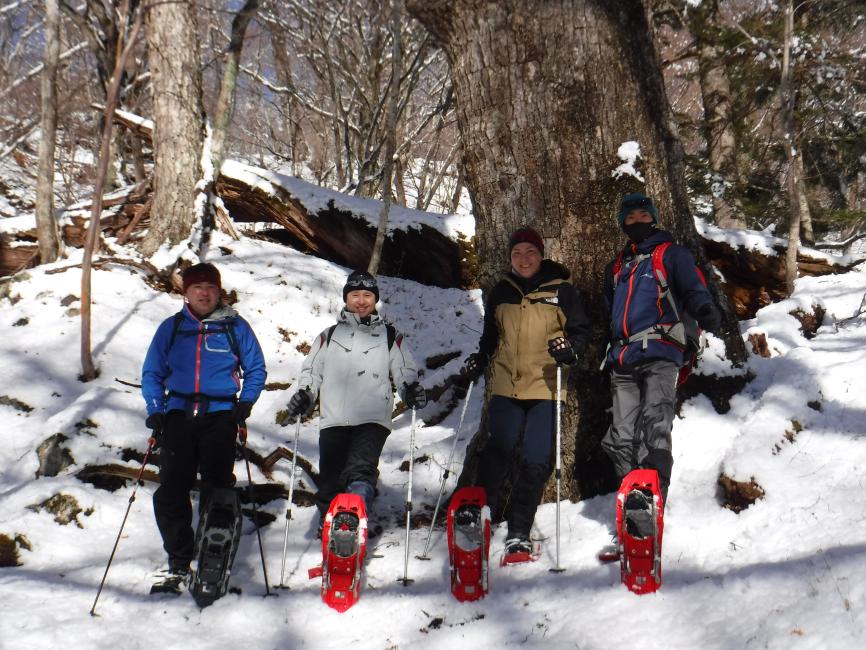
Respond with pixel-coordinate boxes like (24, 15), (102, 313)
(221, 159), (475, 240)
(695, 217), (858, 266)
(3, 229), (866, 648)
(611, 141), (645, 183)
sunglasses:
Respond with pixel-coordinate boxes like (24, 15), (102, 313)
(621, 197), (654, 212)
(347, 277), (377, 289)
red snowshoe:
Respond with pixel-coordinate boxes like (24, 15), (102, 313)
(308, 493), (367, 612)
(446, 486), (491, 601)
(615, 469), (664, 595)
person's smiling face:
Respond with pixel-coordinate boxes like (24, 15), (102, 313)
(346, 289), (377, 318)
(511, 242), (542, 278)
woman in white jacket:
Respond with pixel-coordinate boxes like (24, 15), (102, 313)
(285, 271), (427, 533)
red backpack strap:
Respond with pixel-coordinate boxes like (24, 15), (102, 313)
(612, 250), (626, 287)
(651, 242), (681, 320)
(650, 242), (671, 288)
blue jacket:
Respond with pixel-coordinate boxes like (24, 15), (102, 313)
(603, 229), (713, 369)
(141, 304), (267, 416)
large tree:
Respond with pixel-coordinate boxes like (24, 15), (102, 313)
(408, 0), (746, 504)
(140, 0), (205, 257)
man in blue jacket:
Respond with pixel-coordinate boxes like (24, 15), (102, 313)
(141, 262), (266, 581)
(601, 193), (721, 516)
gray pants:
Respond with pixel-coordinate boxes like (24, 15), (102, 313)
(601, 360), (678, 498)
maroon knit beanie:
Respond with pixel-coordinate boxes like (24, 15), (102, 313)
(182, 263), (221, 292)
(508, 227), (544, 256)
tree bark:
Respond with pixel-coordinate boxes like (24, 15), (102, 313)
(139, 0), (205, 257)
(408, 0), (747, 503)
(35, 0), (63, 264)
(780, 0), (800, 296)
(210, 0), (259, 173)
(369, 0), (402, 275)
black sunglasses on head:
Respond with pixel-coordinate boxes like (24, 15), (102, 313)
(347, 277), (377, 289)
(621, 197), (654, 212)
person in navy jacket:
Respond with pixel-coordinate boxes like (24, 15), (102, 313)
(601, 193), (720, 510)
(142, 262), (266, 577)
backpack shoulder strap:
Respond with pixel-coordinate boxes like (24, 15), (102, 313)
(167, 311), (185, 352)
(386, 323), (397, 350)
(611, 251), (626, 288)
(651, 242), (680, 320)
(225, 320), (240, 358)
(651, 241), (672, 288)
(324, 324), (338, 346)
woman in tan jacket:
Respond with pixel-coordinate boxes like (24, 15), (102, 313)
(460, 227), (590, 557)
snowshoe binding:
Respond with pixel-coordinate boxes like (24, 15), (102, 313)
(190, 487), (242, 607)
(501, 535), (540, 566)
(615, 469), (664, 595)
(150, 567), (190, 596)
(308, 493), (367, 612)
(446, 486), (491, 602)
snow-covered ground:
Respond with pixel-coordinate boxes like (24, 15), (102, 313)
(2, 228), (866, 649)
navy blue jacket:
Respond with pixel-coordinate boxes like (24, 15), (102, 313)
(141, 304), (267, 416)
(603, 229), (713, 369)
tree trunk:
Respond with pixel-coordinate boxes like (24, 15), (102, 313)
(369, 0), (402, 275)
(795, 153), (813, 245)
(81, 2), (143, 381)
(35, 0), (63, 264)
(139, 0), (205, 257)
(695, 2), (746, 229)
(408, 0), (747, 503)
(210, 0), (259, 173)
(780, 0), (800, 296)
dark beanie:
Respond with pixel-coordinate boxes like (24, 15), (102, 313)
(617, 193), (658, 228)
(508, 227), (544, 255)
(182, 262), (221, 292)
(343, 270), (379, 302)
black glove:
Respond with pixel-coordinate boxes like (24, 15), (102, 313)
(548, 337), (577, 365)
(460, 352), (487, 382)
(694, 303), (722, 336)
(403, 382), (427, 409)
(146, 412), (164, 433)
(145, 412), (165, 449)
(283, 389), (313, 425)
(232, 401), (253, 425)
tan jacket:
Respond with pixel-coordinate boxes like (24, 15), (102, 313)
(489, 276), (569, 400)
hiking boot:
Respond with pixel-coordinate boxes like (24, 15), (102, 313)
(151, 566), (191, 595)
(329, 512), (360, 558)
(624, 489), (655, 539)
(503, 536), (533, 556)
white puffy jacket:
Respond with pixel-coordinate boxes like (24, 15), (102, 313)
(298, 309), (419, 430)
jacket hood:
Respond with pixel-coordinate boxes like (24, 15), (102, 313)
(339, 308), (383, 329)
(183, 302), (238, 323)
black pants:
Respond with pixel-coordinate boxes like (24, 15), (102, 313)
(315, 423), (389, 517)
(153, 410), (237, 568)
(478, 396), (556, 539)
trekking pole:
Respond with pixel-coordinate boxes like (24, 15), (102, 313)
(240, 426), (275, 597)
(550, 365), (565, 573)
(277, 419), (301, 589)
(90, 439), (155, 616)
(417, 380), (474, 560)
(398, 407), (417, 586)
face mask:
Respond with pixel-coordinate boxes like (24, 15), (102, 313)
(622, 222), (656, 243)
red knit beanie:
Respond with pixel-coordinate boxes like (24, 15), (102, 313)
(508, 227), (544, 255)
(182, 263), (221, 292)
